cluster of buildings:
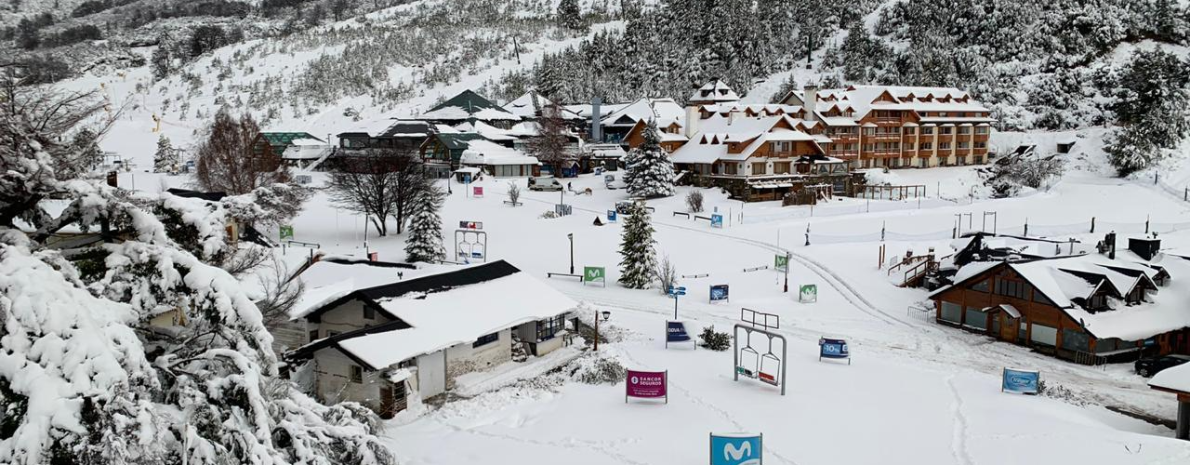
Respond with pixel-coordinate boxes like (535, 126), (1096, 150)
(249, 80), (995, 203)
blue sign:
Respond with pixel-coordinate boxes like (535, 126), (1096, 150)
(711, 213), (724, 228)
(667, 321), (691, 342)
(607, 210), (617, 222)
(819, 338), (849, 359)
(1002, 368), (1040, 395)
(710, 433), (762, 465)
(668, 286), (687, 296)
(710, 284), (729, 302)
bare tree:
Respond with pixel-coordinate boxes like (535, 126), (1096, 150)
(255, 255), (305, 326)
(654, 254), (678, 295)
(194, 108), (289, 195)
(506, 181), (521, 206)
(327, 151), (406, 236)
(524, 103), (574, 176)
(685, 190), (704, 213)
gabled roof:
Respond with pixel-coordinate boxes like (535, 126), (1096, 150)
(689, 79), (741, 104)
(290, 261), (577, 370)
(421, 90), (521, 122)
(502, 91), (584, 120)
(260, 132), (322, 147)
(431, 132), (488, 150)
(600, 98), (684, 127)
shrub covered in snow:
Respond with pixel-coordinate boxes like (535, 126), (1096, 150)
(567, 356), (626, 385)
(979, 151), (1064, 198)
(699, 326), (732, 351)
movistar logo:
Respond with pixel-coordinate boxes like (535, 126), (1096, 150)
(724, 441), (752, 461)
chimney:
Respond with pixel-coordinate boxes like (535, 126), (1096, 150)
(685, 104), (700, 139)
(591, 97), (602, 142)
(728, 108), (743, 126)
(803, 84), (819, 122)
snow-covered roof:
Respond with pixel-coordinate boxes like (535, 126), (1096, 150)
(289, 258), (423, 319)
(689, 80), (741, 104)
(565, 103), (627, 119)
(1150, 362), (1190, 393)
(600, 98), (685, 127)
(455, 121), (517, 141)
(282, 143), (332, 160)
(671, 114), (822, 164)
(332, 263), (577, 369)
(585, 143), (627, 158)
(460, 140), (540, 166)
(502, 92), (584, 120)
(421, 90), (521, 122)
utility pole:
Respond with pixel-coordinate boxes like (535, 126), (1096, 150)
(783, 252), (791, 293)
(568, 233), (574, 275)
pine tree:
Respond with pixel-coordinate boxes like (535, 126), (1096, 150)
(558, 0), (583, 31)
(404, 185), (446, 263)
(618, 201), (657, 289)
(153, 134), (178, 173)
(627, 120), (676, 198)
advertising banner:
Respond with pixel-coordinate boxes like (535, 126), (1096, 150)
(819, 337), (849, 362)
(799, 284), (818, 303)
(607, 210), (617, 222)
(556, 204), (573, 216)
(473, 186), (484, 197)
(626, 370), (667, 403)
(1002, 368), (1040, 395)
(774, 254), (788, 272)
(584, 266), (606, 286)
(666, 321), (692, 348)
(279, 225), (294, 241)
(709, 433), (762, 465)
(711, 214), (724, 228)
(710, 284), (730, 302)
(458, 221), (483, 230)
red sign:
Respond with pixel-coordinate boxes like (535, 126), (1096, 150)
(626, 370), (667, 402)
(368, 252), (379, 262)
(473, 186), (484, 197)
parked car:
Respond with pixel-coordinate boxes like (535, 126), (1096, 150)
(1134, 354), (1190, 377)
(528, 176), (562, 192)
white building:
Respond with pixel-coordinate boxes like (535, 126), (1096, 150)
(288, 260), (577, 418)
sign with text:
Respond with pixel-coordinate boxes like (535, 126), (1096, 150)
(607, 210), (617, 222)
(279, 225), (294, 241)
(774, 254), (789, 272)
(458, 221), (483, 230)
(626, 370), (667, 402)
(556, 203), (573, 217)
(1002, 368), (1040, 395)
(710, 433), (762, 465)
(473, 186), (484, 197)
(584, 266), (606, 286)
(799, 284), (818, 303)
(711, 213), (724, 228)
(819, 337), (849, 362)
(710, 284), (730, 302)
(666, 321), (692, 345)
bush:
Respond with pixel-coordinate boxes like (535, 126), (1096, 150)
(568, 356), (625, 385)
(685, 190), (704, 213)
(699, 326), (731, 351)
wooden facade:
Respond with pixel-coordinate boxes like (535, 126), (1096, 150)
(931, 262), (1190, 364)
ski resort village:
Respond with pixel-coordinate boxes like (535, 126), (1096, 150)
(9, 0), (1190, 464)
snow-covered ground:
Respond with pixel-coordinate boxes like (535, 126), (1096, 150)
(111, 159), (1190, 464)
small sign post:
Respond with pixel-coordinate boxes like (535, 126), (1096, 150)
(667, 286), (687, 319)
(774, 254), (789, 272)
(583, 266), (606, 287)
(556, 204), (573, 217)
(711, 213), (724, 228)
(607, 210), (617, 222)
(818, 337), (850, 364)
(625, 370), (667, 403)
(709, 432), (763, 465)
(473, 186), (484, 198)
(799, 284), (818, 303)
(710, 284), (730, 303)
(666, 321), (693, 349)
(1001, 368), (1040, 395)
(279, 225), (294, 241)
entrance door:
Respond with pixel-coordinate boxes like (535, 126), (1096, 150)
(1000, 315), (1019, 343)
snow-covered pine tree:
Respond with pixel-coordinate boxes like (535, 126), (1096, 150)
(617, 201), (657, 289)
(404, 185), (446, 263)
(153, 134), (178, 173)
(627, 120), (676, 198)
(558, 0), (583, 30)
(0, 82), (395, 465)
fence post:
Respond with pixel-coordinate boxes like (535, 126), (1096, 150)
(1090, 217), (1095, 234)
(1146, 215), (1150, 234)
(881, 221), (886, 242)
(1024, 218), (1029, 237)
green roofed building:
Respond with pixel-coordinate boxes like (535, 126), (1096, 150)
(252, 132), (324, 158)
(419, 132), (488, 178)
(420, 90), (520, 128)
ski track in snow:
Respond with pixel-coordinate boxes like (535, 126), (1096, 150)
(946, 373), (976, 465)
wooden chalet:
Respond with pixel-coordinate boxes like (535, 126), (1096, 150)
(419, 132), (488, 177)
(929, 253), (1190, 365)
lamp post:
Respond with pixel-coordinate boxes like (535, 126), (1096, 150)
(568, 233), (575, 275)
(594, 309), (611, 351)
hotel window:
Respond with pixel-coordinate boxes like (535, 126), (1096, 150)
(958, 142), (969, 149)
(940, 301), (962, 323)
(922, 127), (934, 135)
(904, 127), (916, 134)
(964, 307), (988, 331)
(976, 127), (989, 134)
(752, 162), (766, 174)
(975, 142), (986, 149)
(941, 127), (953, 135)
(905, 143), (915, 150)
(969, 279), (989, 292)
(773, 162), (791, 174)
(959, 127), (971, 135)
(994, 278), (1027, 299)
(1030, 324), (1058, 347)
(939, 112), (949, 117)
(863, 127), (875, 135)
(921, 142), (933, 150)
(862, 144), (874, 152)
(939, 142), (951, 150)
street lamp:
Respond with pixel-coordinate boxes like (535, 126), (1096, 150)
(594, 309), (611, 351)
(567, 233), (575, 274)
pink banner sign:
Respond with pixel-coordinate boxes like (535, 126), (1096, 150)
(473, 186), (484, 197)
(626, 370), (667, 402)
